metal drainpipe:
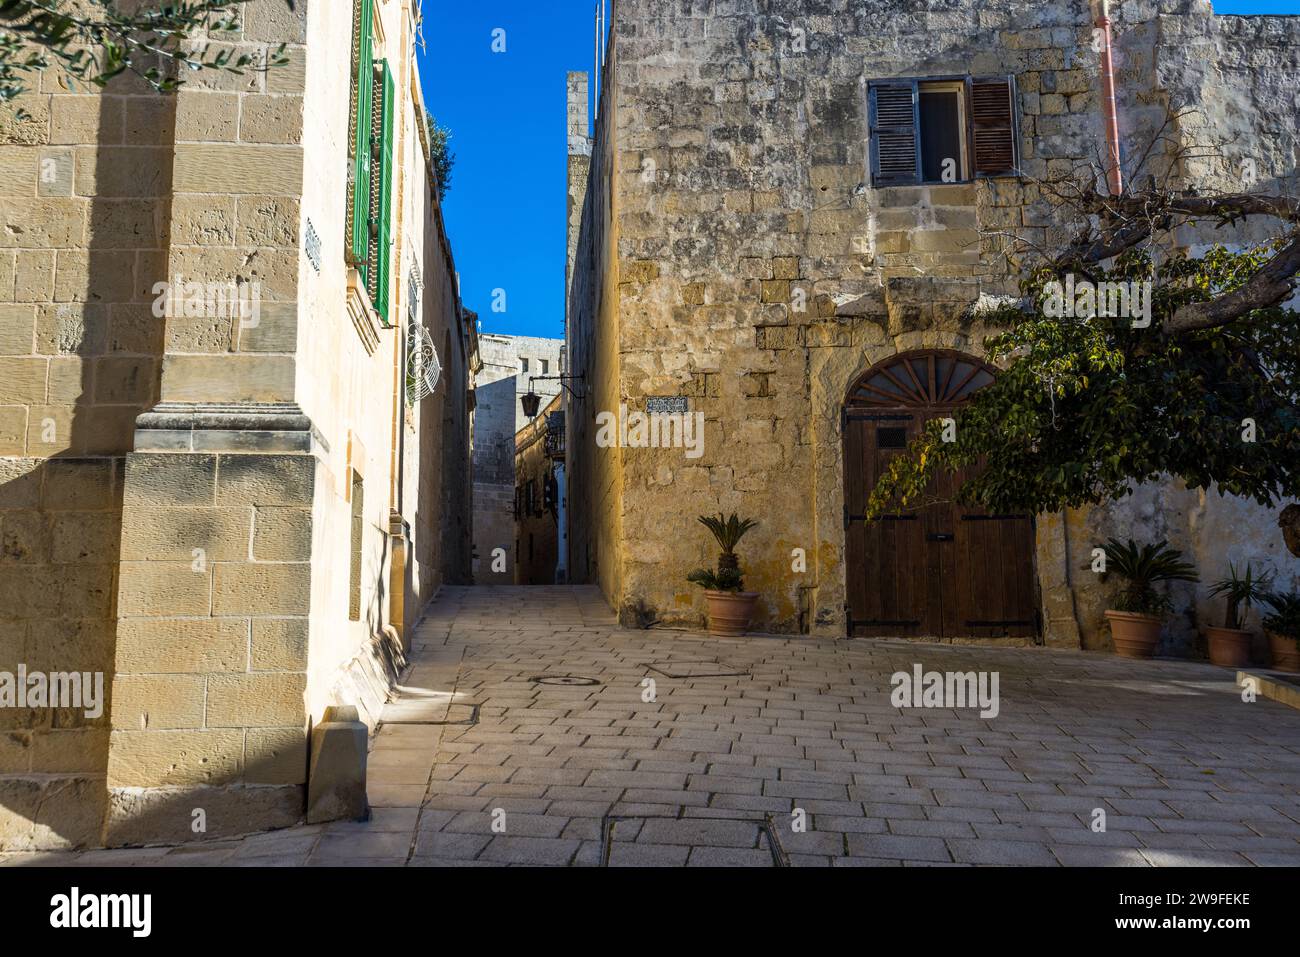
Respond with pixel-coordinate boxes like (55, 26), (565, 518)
(1093, 0), (1124, 195)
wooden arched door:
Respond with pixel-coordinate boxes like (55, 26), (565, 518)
(842, 350), (1037, 640)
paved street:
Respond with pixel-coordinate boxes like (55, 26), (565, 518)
(6, 585), (1300, 867)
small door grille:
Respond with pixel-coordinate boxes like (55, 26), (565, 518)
(876, 427), (908, 449)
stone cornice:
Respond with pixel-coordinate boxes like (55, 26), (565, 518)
(134, 402), (322, 454)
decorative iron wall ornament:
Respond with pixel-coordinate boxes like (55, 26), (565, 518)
(304, 218), (322, 273)
(407, 262), (422, 309)
(403, 263), (437, 405)
(406, 320), (441, 404)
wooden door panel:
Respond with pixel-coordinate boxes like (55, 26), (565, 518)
(845, 351), (1036, 641)
(845, 413), (927, 637)
(953, 515), (1036, 637)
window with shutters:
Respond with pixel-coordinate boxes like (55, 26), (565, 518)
(868, 75), (1019, 187)
(347, 0), (374, 279)
(346, 0), (395, 325)
(368, 59), (395, 323)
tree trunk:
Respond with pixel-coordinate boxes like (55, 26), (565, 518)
(1282, 505), (1300, 559)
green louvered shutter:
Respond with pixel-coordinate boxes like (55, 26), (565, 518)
(348, 0), (374, 281)
(369, 60), (395, 323)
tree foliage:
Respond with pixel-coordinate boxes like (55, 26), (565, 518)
(868, 248), (1300, 519)
(0, 0), (292, 102)
(425, 110), (454, 202)
(866, 119), (1300, 531)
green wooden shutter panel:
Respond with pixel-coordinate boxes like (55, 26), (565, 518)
(869, 82), (920, 186)
(367, 60), (395, 323)
(348, 0), (374, 277)
(970, 76), (1018, 177)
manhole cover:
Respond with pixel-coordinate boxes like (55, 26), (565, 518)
(644, 660), (748, 678)
(531, 675), (601, 687)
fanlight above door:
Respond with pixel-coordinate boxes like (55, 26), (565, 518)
(847, 350), (996, 409)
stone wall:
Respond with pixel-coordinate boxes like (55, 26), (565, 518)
(0, 23), (176, 849)
(99, 0), (312, 846)
(477, 333), (566, 433)
(567, 53), (627, 615)
(0, 0), (474, 850)
(566, 0), (1300, 649)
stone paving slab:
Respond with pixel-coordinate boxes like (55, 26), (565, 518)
(5, 585), (1299, 867)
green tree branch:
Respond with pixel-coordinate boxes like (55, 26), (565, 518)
(0, 0), (294, 102)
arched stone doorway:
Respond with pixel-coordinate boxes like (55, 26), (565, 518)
(842, 349), (1037, 640)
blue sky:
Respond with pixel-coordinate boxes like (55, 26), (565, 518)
(418, 2), (598, 341)
(417, 1), (1298, 341)
(1214, 0), (1300, 10)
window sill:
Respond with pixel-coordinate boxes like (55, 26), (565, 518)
(871, 175), (1019, 190)
(346, 267), (383, 356)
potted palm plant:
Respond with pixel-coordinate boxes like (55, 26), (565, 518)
(1204, 563), (1272, 667)
(687, 513), (759, 637)
(1262, 591), (1300, 673)
(1100, 538), (1198, 659)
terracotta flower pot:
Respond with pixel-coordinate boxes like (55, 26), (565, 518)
(1267, 630), (1300, 673)
(1105, 610), (1163, 659)
(704, 590), (759, 637)
(1205, 626), (1253, 668)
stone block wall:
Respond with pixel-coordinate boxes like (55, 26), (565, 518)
(1, 0), (474, 850)
(0, 32), (173, 848)
(106, 446), (311, 844)
(157, 1), (306, 408)
(91, 2), (313, 845)
(567, 54), (627, 614)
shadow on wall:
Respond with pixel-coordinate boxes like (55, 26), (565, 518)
(439, 328), (472, 585)
(1, 82), (174, 849)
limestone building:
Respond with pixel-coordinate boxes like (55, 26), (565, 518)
(0, 0), (474, 849)
(514, 394), (565, 585)
(470, 332), (564, 582)
(565, 0), (1300, 650)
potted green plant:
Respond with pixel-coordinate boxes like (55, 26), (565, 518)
(1262, 591), (1300, 673)
(1100, 538), (1198, 659)
(687, 513), (759, 637)
(1204, 563), (1272, 667)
